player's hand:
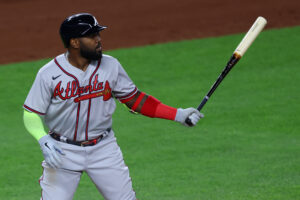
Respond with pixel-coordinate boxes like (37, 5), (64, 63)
(38, 135), (65, 169)
(175, 108), (204, 127)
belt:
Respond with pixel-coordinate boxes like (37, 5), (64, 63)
(49, 128), (111, 147)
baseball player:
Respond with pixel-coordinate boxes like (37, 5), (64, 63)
(23, 13), (203, 200)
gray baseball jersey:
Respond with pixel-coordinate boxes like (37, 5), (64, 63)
(24, 53), (137, 141)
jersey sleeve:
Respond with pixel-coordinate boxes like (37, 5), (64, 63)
(23, 70), (52, 115)
(113, 61), (137, 103)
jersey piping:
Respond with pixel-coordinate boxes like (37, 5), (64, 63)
(23, 104), (46, 115)
(117, 87), (138, 103)
(86, 60), (101, 140)
(54, 58), (82, 141)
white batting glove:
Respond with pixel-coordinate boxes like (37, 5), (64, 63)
(38, 135), (65, 169)
(175, 108), (204, 127)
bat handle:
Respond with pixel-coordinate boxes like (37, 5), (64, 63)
(197, 96), (209, 111)
(185, 96), (209, 126)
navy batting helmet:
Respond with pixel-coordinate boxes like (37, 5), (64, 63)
(59, 13), (107, 48)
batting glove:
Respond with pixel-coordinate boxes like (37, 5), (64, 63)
(175, 108), (204, 127)
(38, 135), (65, 169)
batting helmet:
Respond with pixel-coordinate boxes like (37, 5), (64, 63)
(59, 13), (107, 48)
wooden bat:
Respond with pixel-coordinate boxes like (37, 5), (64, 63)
(186, 16), (267, 126)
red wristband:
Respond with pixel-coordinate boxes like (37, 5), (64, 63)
(140, 95), (177, 120)
(154, 103), (177, 120)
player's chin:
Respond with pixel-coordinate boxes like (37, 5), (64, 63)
(96, 49), (103, 57)
(80, 49), (102, 61)
(95, 51), (103, 60)
(94, 49), (103, 59)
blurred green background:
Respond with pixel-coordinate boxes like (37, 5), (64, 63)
(0, 26), (299, 200)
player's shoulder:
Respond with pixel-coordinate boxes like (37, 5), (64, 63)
(101, 54), (120, 65)
(37, 54), (64, 77)
(101, 54), (125, 72)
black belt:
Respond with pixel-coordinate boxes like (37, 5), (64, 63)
(49, 128), (111, 147)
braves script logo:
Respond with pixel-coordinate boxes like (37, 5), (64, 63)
(53, 75), (112, 102)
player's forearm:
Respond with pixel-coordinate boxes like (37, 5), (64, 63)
(23, 110), (47, 141)
(124, 91), (177, 120)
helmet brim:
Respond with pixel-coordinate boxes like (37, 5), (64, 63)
(82, 25), (107, 36)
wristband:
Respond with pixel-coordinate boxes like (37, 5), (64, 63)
(140, 95), (177, 120)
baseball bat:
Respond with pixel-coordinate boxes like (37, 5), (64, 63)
(186, 16), (267, 126)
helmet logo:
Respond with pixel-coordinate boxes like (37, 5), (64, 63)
(81, 24), (93, 35)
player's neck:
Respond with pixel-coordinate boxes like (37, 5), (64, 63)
(66, 51), (90, 72)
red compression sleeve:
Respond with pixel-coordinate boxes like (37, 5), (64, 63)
(140, 95), (177, 120)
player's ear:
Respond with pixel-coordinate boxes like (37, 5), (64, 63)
(70, 38), (80, 49)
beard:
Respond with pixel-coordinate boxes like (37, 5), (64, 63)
(79, 42), (103, 61)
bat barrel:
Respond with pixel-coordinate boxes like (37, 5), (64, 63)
(234, 16), (267, 57)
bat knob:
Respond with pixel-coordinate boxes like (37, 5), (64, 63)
(185, 117), (194, 126)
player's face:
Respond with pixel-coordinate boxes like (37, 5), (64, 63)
(79, 32), (102, 60)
